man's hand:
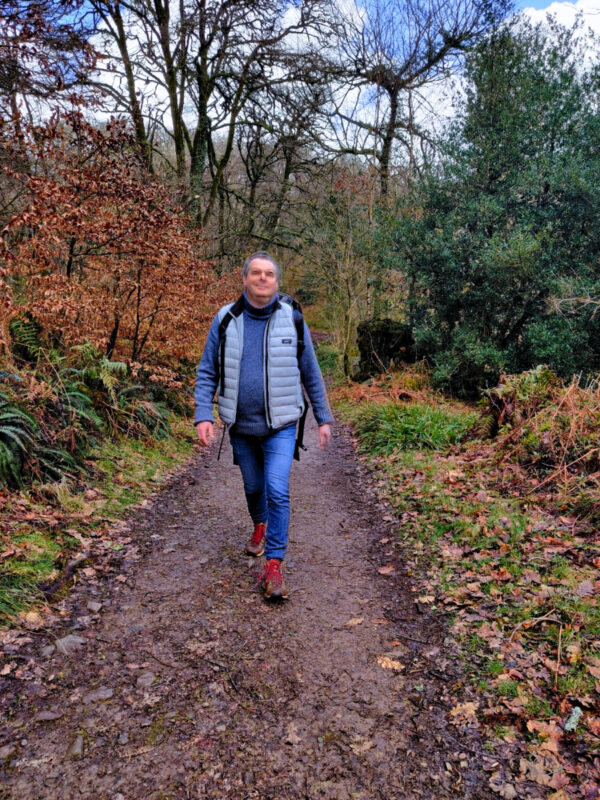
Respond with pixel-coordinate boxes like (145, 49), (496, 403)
(318, 423), (332, 450)
(196, 421), (215, 447)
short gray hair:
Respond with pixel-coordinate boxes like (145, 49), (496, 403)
(243, 251), (280, 280)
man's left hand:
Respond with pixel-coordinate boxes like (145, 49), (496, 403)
(318, 424), (332, 450)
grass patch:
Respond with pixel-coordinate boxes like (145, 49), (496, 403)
(0, 528), (74, 618)
(92, 419), (195, 517)
(344, 401), (477, 455)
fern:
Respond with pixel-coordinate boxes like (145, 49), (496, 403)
(68, 343), (127, 404)
(36, 445), (80, 482)
(0, 440), (24, 487)
(60, 385), (103, 428)
(122, 395), (172, 439)
(99, 359), (126, 403)
(9, 317), (42, 361)
(0, 399), (38, 487)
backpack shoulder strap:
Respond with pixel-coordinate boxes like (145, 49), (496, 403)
(217, 295), (244, 396)
(277, 293), (305, 360)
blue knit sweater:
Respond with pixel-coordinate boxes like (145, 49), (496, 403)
(194, 292), (333, 436)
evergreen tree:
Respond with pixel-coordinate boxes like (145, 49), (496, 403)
(390, 18), (600, 396)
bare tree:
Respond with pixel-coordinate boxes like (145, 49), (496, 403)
(185, 0), (335, 224)
(329, 0), (512, 194)
(87, 0), (336, 226)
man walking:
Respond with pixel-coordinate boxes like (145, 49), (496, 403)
(194, 252), (333, 600)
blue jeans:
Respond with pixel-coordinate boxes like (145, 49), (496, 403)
(229, 425), (296, 561)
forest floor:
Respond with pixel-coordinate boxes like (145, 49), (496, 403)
(0, 414), (598, 799)
(0, 416), (510, 800)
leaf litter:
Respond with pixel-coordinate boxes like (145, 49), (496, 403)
(342, 372), (600, 798)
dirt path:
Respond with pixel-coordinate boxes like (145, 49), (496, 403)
(0, 419), (497, 800)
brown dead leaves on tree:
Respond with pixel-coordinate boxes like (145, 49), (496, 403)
(1, 112), (225, 364)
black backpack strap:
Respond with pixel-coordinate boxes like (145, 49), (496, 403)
(217, 295), (244, 396)
(294, 398), (308, 461)
(278, 293), (305, 362)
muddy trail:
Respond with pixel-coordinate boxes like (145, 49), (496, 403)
(0, 419), (498, 800)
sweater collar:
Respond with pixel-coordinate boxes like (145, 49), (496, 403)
(242, 290), (278, 318)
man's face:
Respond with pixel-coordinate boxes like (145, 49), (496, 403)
(243, 258), (279, 307)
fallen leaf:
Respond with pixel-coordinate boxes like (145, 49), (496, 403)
(285, 722), (301, 745)
(417, 595), (435, 604)
(586, 664), (600, 680)
(527, 720), (563, 753)
(566, 642), (581, 665)
(488, 773), (517, 799)
(575, 580), (594, 598)
(450, 701), (479, 722)
(378, 565), (395, 575)
(377, 655), (404, 671)
(490, 567), (512, 581)
(345, 617), (364, 627)
(586, 716), (600, 736)
(519, 757), (568, 789)
(22, 611), (44, 629)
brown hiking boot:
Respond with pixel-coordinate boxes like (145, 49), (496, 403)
(260, 558), (289, 600)
(245, 522), (266, 557)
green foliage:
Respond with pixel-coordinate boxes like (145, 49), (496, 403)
(0, 335), (191, 491)
(432, 330), (505, 398)
(315, 343), (344, 381)
(9, 316), (42, 361)
(0, 529), (68, 618)
(117, 387), (172, 439)
(70, 341), (127, 404)
(349, 401), (476, 455)
(0, 395), (37, 487)
(0, 391), (79, 487)
(385, 18), (600, 397)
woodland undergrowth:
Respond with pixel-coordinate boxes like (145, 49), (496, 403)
(0, 339), (197, 624)
(331, 363), (600, 799)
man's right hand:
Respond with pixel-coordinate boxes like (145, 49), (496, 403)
(196, 421), (215, 447)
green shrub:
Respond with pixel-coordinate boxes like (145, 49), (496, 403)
(432, 330), (505, 399)
(316, 343), (344, 380)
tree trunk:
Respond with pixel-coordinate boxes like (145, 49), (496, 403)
(380, 86), (399, 196)
(154, 0), (186, 181)
(112, 1), (154, 172)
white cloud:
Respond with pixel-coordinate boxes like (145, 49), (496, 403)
(521, 0), (600, 34)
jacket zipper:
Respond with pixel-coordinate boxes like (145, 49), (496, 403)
(264, 313), (273, 428)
